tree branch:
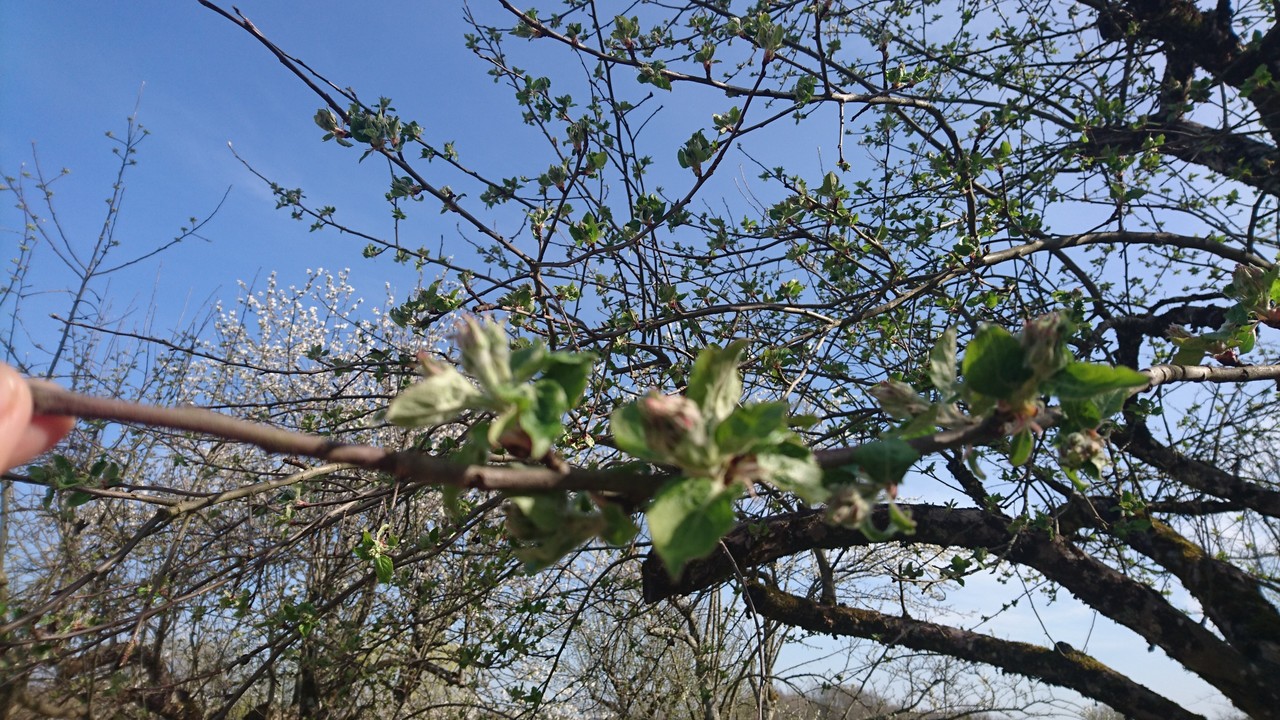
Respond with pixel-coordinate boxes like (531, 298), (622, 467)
(1054, 496), (1280, 670)
(643, 505), (1278, 715)
(1086, 120), (1280, 201)
(1114, 420), (1280, 517)
(1140, 362), (1280, 391)
(744, 582), (1203, 720)
(26, 382), (661, 499)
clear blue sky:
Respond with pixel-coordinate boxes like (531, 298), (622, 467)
(2, 1), (526, 338)
(0, 2), (1237, 716)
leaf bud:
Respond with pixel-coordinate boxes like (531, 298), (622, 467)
(314, 108), (340, 133)
(1227, 263), (1266, 301)
(868, 380), (930, 420)
(455, 316), (513, 392)
(637, 392), (708, 459)
(1021, 312), (1071, 379)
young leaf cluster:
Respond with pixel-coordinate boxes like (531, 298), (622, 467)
(871, 314), (1148, 488)
(387, 317), (595, 463)
(609, 341), (824, 577)
(1168, 264), (1280, 365)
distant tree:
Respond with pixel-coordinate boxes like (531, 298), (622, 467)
(7, 0), (1280, 718)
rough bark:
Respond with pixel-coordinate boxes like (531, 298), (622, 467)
(745, 583), (1203, 720)
(1086, 120), (1280, 200)
(1114, 420), (1280, 518)
(644, 505), (1280, 717)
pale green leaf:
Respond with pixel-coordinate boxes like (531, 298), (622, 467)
(647, 477), (739, 579)
(686, 340), (748, 424)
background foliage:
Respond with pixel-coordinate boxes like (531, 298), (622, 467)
(3, 0), (1279, 718)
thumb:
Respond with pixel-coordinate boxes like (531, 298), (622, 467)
(0, 365), (74, 473)
(0, 363), (36, 472)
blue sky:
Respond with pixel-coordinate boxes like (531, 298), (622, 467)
(2, 1), (526, 340)
(0, 2), (1239, 716)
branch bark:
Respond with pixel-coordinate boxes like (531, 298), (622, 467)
(745, 583), (1203, 720)
(1054, 495), (1280, 671)
(1114, 420), (1280, 517)
(643, 505), (1280, 716)
(1086, 120), (1280, 201)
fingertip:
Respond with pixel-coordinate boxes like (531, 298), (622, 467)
(0, 364), (35, 472)
(0, 368), (74, 472)
(30, 413), (76, 453)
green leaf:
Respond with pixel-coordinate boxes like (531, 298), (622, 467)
(387, 362), (483, 427)
(962, 325), (1032, 400)
(1064, 467), (1089, 492)
(509, 345), (547, 382)
(887, 502), (917, 532)
(1171, 341), (1208, 366)
(66, 491), (95, 507)
(513, 516), (598, 573)
(1232, 324), (1257, 354)
(610, 402), (655, 461)
(647, 477), (739, 578)
(453, 423), (493, 466)
(353, 530), (375, 561)
(1048, 362), (1148, 399)
(1009, 429), (1034, 466)
(1060, 398), (1102, 430)
(520, 381), (570, 458)
(840, 439), (920, 488)
(895, 405), (943, 440)
(856, 501), (917, 542)
(754, 442), (825, 503)
(686, 340), (748, 424)
(928, 326), (958, 395)
(540, 351), (596, 406)
(600, 502), (639, 545)
(637, 62), (673, 90)
(508, 493), (568, 534)
(788, 413), (820, 429)
(374, 555), (394, 584)
(714, 401), (790, 455)
(1225, 305), (1251, 326)
(1093, 388), (1130, 418)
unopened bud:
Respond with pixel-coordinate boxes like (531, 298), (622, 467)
(1228, 264), (1266, 300)
(869, 381), (930, 420)
(455, 316), (512, 391)
(314, 109), (340, 133)
(1059, 429), (1105, 469)
(637, 392), (707, 457)
(825, 486), (870, 527)
(1022, 312), (1071, 378)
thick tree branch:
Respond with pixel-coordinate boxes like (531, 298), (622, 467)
(643, 505), (1279, 715)
(1090, 0), (1280, 141)
(1055, 496), (1280, 669)
(1140, 362), (1280, 391)
(1086, 120), (1280, 201)
(745, 583), (1203, 720)
(1104, 305), (1229, 344)
(1114, 420), (1280, 517)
